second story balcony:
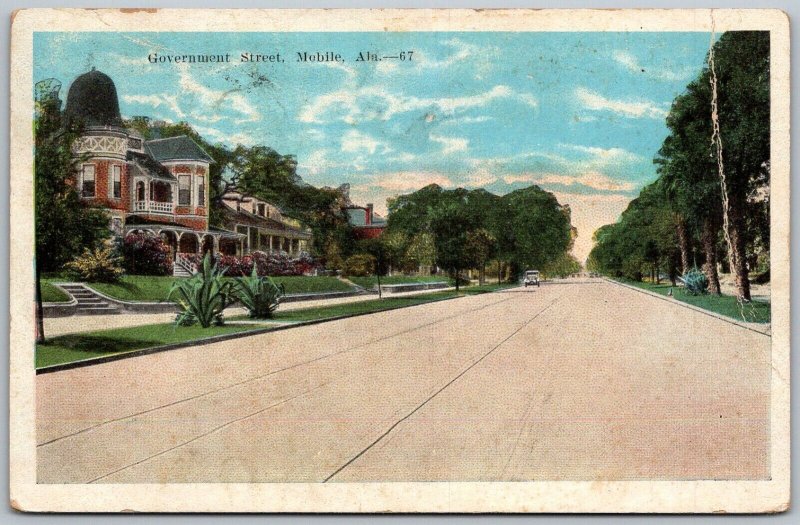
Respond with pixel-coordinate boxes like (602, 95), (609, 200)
(133, 200), (174, 214)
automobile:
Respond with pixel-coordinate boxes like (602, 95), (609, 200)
(523, 270), (540, 287)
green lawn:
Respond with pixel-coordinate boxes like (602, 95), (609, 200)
(36, 322), (263, 369)
(40, 280), (70, 303)
(268, 283), (515, 322)
(619, 279), (770, 324)
(36, 283), (513, 369)
(86, 275), (354, 302)
(348, 275), (453, 288)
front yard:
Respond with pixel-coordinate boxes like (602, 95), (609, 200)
(36, 283), (515, 370)
(45, 274), (355, 302)
(347, 275), (453, 289)
(619, 279), (771, 324)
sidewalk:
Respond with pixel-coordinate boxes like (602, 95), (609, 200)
(42, 286), (457, 337)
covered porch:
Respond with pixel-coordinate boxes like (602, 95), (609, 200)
(124, 225), (246, 260)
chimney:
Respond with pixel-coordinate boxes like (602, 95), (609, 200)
(366, 203), (373, 225)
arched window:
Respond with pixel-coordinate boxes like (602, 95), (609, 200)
(136, 181), (145, 201)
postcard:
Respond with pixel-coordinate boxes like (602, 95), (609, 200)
(9, 8), (790, 513)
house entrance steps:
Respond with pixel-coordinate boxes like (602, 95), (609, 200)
(56, 284), (121, 316)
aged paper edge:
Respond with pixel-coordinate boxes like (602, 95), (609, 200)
(8, 8), (790, 513)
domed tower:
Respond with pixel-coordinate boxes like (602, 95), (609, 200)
(64, 68), (124, 129)
(64, 68), (143, 232)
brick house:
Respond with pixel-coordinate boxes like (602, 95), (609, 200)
(62, 68), (311, 266)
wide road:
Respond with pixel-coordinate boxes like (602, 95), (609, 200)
(37, 279), (770, 483)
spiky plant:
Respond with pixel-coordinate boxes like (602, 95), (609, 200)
(168, 254), (233, 327)
(681, 267), (709, 296)
(233, 267), (285, 319)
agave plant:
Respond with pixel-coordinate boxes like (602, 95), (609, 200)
(233, 267), (285, 319)
(681, 267), (709, 296)
(168, 254), (234, 327)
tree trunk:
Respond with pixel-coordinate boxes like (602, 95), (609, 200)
(727, 201), (751, 301)
(701, 218), (721, 295)
(676, 217), (691, 274)
(480, 262), (485, 286)
(35, 253), (45, 343)
(455, 269), (460, 292)
(497, 261), (501, 285)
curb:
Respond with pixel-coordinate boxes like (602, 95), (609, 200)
(36, 292), (470, 375)
(605, 278), (771, 337)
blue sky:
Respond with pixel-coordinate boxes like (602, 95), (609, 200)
(34, 31), (713, 260)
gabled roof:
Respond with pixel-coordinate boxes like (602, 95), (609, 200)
(144, 135), (214, 163)
(127, 151), (176, 181)
(221, 205), (312, 239)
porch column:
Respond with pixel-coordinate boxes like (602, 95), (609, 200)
(269, 235), (273, 253)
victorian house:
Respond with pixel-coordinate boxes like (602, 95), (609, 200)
(63, 68), (311, 268)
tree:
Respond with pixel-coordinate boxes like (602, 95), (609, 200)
(465, 228), (496, 285)
(429, 200), (476, 292)
(496, 186), (573, 277)
(34, 84), (110, 341)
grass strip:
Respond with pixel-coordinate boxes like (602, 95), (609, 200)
(617, 279), (770, 324)
(348, 275), (454, 288)
(36, 284), (515, 369)
(36, 323), (263, 369)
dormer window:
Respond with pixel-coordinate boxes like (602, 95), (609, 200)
(257, 203), (265, 217)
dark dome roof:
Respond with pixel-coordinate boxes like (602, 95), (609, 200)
(64, 68), (124, 128)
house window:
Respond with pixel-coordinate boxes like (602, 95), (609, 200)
(178, 175), (191, 206)
(110, 165), (122, 199)
(81, 164), (95, 197)
(257, 203), (265, 217)
(136, 181), (145, 201)
(197, 176), (205, 207)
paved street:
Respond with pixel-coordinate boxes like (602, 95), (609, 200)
(37, 279), (770, 483)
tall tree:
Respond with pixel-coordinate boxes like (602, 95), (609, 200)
(35, 84), (110, 341)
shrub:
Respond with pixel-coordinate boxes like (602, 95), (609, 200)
(168, 254), (234, 327)
(681, 267), (709, 296)
(122, 233), (173, 276)
(65, 244), (124, 283)
(234, 267), (286, 319)
(343, 253), (376, 277)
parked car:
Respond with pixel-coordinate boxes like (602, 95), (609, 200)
(523, 270), (540, 287)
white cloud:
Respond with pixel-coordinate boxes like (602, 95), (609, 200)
(559, 144), (642, 167)
(176, 63), (261, 123)
(355, 171), (455, 192)
(341, 129), (391, 155)
(501, 170), (636, 192)
(576, 87), (667, 119)
(429, 133), (469, 155)
(298, 84), (536, 124)
(192, 124), (255, 146)
(122, 94), (186, 119)
(612, 50), (697, 82)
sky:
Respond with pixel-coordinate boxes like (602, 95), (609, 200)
(34, 31), (714, 262)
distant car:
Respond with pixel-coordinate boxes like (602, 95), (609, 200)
(523, 270), (540, 287)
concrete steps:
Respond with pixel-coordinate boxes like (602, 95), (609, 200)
(57, 284), (121, 316)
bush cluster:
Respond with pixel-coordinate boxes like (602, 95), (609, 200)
(66, 244), (124, 283)
(122, 233), (173, 276)
(181, 251), (318, 277)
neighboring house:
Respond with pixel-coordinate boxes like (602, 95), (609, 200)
(344, 202), (387, 239)
(220, 189), (312, 255)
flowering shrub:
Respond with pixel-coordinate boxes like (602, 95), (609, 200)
(66, 244), (124, 283)
(123, 233), (173, 276)
(180, 251), (318, 277)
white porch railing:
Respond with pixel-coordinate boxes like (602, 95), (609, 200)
(134, 200), (174, 214)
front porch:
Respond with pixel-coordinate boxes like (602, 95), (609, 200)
(124, 225), (245, 260)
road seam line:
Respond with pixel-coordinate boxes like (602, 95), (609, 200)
(39, 294), (518, 448)
(323, 294), (563, 483)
